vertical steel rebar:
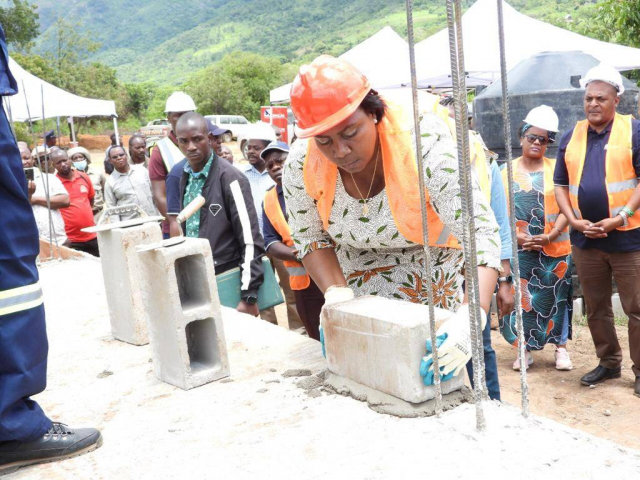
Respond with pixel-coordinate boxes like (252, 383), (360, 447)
(404, 0), (444, 416)
(496, 0), (530, 417)
(445, 0), (487, 431)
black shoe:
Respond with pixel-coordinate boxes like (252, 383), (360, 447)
(580, 365), (622, 386)
(0, 422), (102, 475)
(635, 377), (640, 398)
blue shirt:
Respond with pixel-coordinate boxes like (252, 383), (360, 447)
(240, 163), (275, 234)
(262, 185), (286, 250)
(489, 161), (512, 261)
(166, 158), (188, 216)
(554, 118), (640, 252)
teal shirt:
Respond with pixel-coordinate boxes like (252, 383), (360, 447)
(183, 155), (213, 238)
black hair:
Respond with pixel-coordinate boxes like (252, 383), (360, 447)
(439, 96), (455, 107)
(519, 122), (556, 144)
(359, 90), (386, 123)
(128, 133), (145, 146)
(107, 145), (127, 159)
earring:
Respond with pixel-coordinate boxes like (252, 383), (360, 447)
(374, 119), (378, 124)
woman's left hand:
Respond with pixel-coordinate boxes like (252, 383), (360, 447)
(523, 234), (550, 251)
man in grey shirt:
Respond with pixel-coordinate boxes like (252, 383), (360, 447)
(104, 145), (158, 221)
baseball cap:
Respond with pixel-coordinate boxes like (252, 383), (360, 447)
(260, 141), (290, 160)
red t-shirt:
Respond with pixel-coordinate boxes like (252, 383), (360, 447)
(148, 131), (179, 234)
(57, 170), (97, 243)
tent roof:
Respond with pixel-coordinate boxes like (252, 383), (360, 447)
(407, 0), (640, 89)
(5, 57), (117, 122)
(270, 26), (410, 103)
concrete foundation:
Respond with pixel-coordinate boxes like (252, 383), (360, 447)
(95, 222), (161, 345)
(137, 238), (230, 389)
(322, 295), (459, 404)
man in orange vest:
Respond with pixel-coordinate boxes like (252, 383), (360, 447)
(554, 64), (640, 397)
(261, 141), (325, 340)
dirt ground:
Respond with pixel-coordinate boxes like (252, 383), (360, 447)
(491, 321), (639, 450)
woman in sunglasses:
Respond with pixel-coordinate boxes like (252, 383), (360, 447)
(500, 105), (574, 371)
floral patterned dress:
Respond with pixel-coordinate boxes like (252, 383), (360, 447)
(282, 113), (501, 312)
(499, 170), (572, 348)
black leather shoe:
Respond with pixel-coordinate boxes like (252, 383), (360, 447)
(0, 422), (102, 475)
(635, 377), (640, 398)
(580, 365), (622, 386)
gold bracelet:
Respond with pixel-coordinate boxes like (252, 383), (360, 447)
(325, 284), (348, 295)
(546, 234), (551, 244)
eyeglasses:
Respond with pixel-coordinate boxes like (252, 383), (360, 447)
(524, 134), (548, 145)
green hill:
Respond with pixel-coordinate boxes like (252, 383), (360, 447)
(31, 0), (603, 85)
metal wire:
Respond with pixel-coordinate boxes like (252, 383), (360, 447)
(405, 0), (443, 416)
(496, 0), (529, 417)
(446, 0), (487, 430)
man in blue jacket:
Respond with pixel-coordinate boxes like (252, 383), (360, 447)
(0, 27), (102, 475)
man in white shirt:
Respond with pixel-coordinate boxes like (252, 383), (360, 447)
(21, 144), (69, 246)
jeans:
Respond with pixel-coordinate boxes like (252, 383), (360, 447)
(466, 311), (501, 401)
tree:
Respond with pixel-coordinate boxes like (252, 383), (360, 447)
(185, 52), (289, 121)
(597, 0), (640, 48)
(0, 0), (39, 52)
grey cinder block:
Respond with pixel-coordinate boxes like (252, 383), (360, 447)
(137, 238), (230, 390)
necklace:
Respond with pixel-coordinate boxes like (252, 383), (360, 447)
(349, 144), (380, 216)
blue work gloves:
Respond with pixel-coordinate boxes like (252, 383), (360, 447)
(420, 333), (456, 385)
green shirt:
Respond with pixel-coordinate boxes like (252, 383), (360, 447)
(183, 155), (213, 238)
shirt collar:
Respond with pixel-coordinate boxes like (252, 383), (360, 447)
(184, 154), (214, 178)
(242, 163), (269, 175)
(588, 119), (613, 136)
(111, 166), (132, 179)
(276, 184), (283, 195)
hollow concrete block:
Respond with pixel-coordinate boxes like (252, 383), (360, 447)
(137, 238), (230, 390)
(322, 295), (462, 404)
(573, 297), (583, 316)
(96, 222), (162, 345)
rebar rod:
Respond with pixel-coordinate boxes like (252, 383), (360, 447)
(446, 0), (487, 431)
(405, 0), (443, 416)
(496, 0), (529, 417)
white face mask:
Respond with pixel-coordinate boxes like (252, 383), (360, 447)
(73, 160), (87, 171)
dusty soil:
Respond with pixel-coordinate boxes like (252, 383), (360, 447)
(492, 323), (639, 450)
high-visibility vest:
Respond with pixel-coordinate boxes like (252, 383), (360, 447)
(502, 157), (571, 257)
(0, 281), (44, 317)
(304, 100), (462, 249)
(155, 136), (184, 173)
(263, 187), (311, 290)
(565, 113), (640, 231)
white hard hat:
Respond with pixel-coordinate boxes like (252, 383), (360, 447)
(579, 63), (625, 96)
(31, 145), (47, 157)
(246, 122), (277, 142)
(164, 91), (197, 113)
(524, 105), (559, 133)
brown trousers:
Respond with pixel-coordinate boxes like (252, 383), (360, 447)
(572, 247), (640, 376)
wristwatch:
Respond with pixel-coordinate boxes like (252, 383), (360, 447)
(242, 295), (258, 305)
(498, 275), (513, 284)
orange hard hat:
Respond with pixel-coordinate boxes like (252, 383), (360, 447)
(290, 55), (371, 139)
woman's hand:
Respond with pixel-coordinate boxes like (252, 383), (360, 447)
(523, 234), (550, 251)
(586, 216), (624, 238)
(516, 232), (531, 247)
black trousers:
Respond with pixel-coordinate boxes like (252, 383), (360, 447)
(70, 237), (100, 257)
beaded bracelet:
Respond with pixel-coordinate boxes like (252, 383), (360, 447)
(622, 206), (635, 217)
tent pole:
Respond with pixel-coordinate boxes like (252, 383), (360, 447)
(4, 97), (15, 138)
(69, 116), (77, 144)
(113, 116), (120, 146)
(56, 116), (61, 145)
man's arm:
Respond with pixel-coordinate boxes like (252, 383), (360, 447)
(151, 180), (167, 218)
(149, 148), (169, 218)
(262, 202), (297, 262)
(226, 174), (265, 316)
(30, 193), (69, 209)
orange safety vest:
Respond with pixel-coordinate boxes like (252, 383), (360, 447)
(303, 100), (462, 249)
(502, 157), (571, 258)
(565, 113), (639, 231)
(263, 187), (311, 290)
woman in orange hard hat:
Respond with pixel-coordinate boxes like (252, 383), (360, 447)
(283, 55), (501, 382)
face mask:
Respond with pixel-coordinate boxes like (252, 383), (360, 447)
(73, 160), (87, 171)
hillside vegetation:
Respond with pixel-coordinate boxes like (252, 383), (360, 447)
(31, 0), (605, 84)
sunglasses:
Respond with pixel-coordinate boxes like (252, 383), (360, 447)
(524, 134), (548, 145)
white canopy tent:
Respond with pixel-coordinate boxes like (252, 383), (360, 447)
(404, 0), (640, 89)
(270, 26), (411, 103)
(3, 56), (119, 142)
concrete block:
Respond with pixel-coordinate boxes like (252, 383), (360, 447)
(137, 238), (230, 390)
(96, 222), (162, 345)
(573, 297), (583, 316)
(612, 294), (625, 318)
(322, 295), (461, 404)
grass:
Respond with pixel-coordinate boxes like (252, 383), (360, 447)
(573, 313), (629, 327)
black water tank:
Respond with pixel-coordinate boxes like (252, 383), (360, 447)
(474, 51), (639, 160)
